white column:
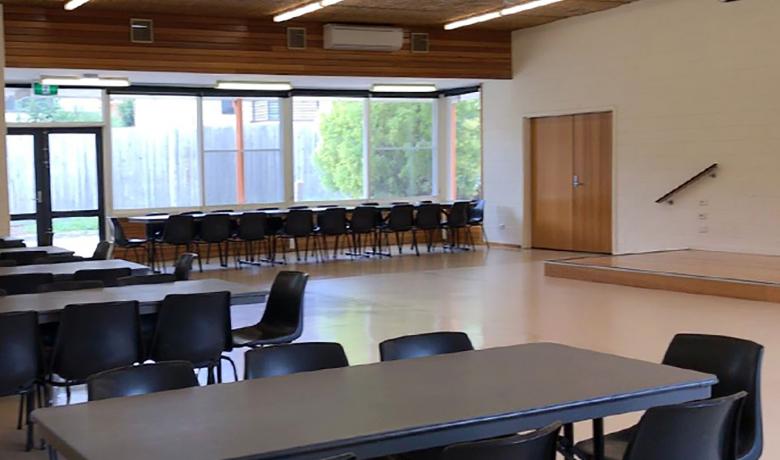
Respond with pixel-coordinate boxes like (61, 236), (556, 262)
(0, 5), (10, 237)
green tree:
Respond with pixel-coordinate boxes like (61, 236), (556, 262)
(17, 96), (98, 122)
(454, 99), (481, 199)
(313, 100), (364, 196)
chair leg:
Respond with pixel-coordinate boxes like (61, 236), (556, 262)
(395, 232), (402, 254)
(25, 390), (34, 451)
(16, 393), (23, 430)
(412, 230), (419, 256)
(221, 355), (239, 382)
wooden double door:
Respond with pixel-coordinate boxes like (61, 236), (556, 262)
(531, 112), (612, 253)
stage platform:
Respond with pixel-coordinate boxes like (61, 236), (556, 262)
(545, 250), (780, 303)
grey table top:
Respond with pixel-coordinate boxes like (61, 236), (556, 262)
(0, 279), (267, 322)
(33, 343), (715, 460)
(0, 259), (149, 277)
(0, 245), (74, 255)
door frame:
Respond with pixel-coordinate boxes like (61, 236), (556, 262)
(7, 127), (106, 246)
(523, 106), (617, 253)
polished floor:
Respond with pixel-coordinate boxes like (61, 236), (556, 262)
(1, 248), (776, 459)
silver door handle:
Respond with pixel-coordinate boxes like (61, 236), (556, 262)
(36, 191), (43, 203)
(573, 176), (585, 187)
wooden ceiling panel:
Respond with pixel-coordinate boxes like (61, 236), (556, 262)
(0, 0), (638, 31)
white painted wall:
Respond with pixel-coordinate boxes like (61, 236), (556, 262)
(0, 5), (9, 237)
(483, 0), (780, 254)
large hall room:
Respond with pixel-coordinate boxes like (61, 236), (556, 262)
(0, 0), (774, 459)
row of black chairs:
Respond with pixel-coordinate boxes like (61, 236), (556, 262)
(0, 254), (195, 296)
(111, 200), (488, 270)
(45, 330), (763, 460)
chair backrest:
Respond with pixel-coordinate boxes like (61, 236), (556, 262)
(50, 301), (142, 382)
(441, 422), (561, 460)
(284, 209), (315, 237)
(388, 204), (415, 231)
(199, 214), (232, 242)
(0, 239), (26, 249)
(288, 205), (309, 210)
(0, 273), (54, 295)
(350, 206), (379, 233)
(416, 204), (442, 230)
(110, 218), (130, 246)
(447, 201), (471, 228)
(0, 250), (48, 266)
(33, 255), (84, 264)
(87, 361), (198, 401)
(0, 311), (41, 397)
(238, 213), (267, 241)
(318, 208), (348, 235)
(163, 215), (196, 244)
(379, 331), (474, 361)
(256, 271), (309, 340)
(244, 342), (348, 380)
(470, 199), (485, 223)
(0, 260), (17, 267)
(174, 253), (197, 281)
(662, 334), (763, 459)
(74, 268), (132, 287)
(92, 241), (112, 260)
(625, 392), (746, 460)
(149, 292), (232, 366)
(37, 280), (105, 293)
(116, 274), (176, 286)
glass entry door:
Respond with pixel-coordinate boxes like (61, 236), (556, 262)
(6, 128), (104, 255)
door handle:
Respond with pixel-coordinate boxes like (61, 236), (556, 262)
(36, 191), (43, 204)
(573, 175), (585, 187)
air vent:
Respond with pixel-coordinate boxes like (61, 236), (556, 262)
(130, 18), (154, 43)
(411, 33), (429, 53)
(287, 27), (307, 50)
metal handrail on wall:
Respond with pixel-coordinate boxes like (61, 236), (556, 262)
(656, 163), (719, 205)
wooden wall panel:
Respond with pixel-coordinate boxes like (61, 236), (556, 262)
(3, 6), (512, 79)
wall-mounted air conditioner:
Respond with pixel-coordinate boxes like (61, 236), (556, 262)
(323, 24), (403, 51)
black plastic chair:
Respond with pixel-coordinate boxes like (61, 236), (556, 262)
(174, 252), (196, 281)
(317, 208), (348, 260)
(244, 342), (348, 380)
(233, 212), (269, 267)
(574, 334), (764, 460)
(73, 268), (132, 287)
(47, 301), (142, 402)
(111, 217), (148, 263)
(232, 271), (308, 348)
(444, 201), (474, 250)
(279, 209), (320, 263)
(468, 199), (489, 248)
(379, 332), (474, 362)
(574, 392), (747, 460)
(0, 250), (48, 266)
(348, 206), (381, 257)
(37, 280), (104, 293)
(442, 422), (561, 460)
(415, 203), (443, 252)
(87, 361), (199, 402)
(148, 292), (232, 384)
(91, 241), (112, 260)
(381, 204), (419, 256)
(0, 273), (54, 295)
(0, 311), (42, 451)
(157, 214), (201, 273)
(116, 274), (176, 286)
(195, 214), (232, 268)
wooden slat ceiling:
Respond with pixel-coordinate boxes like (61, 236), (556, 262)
(0, 0), (637, 31)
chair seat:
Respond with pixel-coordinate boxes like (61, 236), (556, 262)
(121, 238), (148, 247)
(573, 426), (635, 460)
(232, 324), (301, 348)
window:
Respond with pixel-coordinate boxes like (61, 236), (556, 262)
(369, 99), (435, 199)
(451, 93), (482, 200)
(5, 87), (102, 123)
(203, 97), (283, 205)
(293, 97), (365, 202)
(110, 95), (201, 209)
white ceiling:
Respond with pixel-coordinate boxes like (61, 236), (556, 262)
(5, 68), (485, 91)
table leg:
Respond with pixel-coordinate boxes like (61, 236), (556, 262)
(558, 422), (575, 460)
(593, 418), (605, 460)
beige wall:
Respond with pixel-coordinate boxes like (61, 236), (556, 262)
(0, 4), (9, 237)
(483, 0), (780, 254)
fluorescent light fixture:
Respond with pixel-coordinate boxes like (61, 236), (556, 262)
(372, 84), (438, 93)
(273, 0), (344, 23)
(215, 81), (293, 91)
(40, 76), (130, 87)
(64, 0), (90, 11)
(444, 0), (565, 30)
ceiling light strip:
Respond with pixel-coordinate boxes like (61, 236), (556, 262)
(371, 84), (437, 93)
(444, 0), (565, 30)
(273, 0), (344, 23)
(64, 0), (91, 11)
(41, 76), (130, 87)
(215, 81), (293, 91)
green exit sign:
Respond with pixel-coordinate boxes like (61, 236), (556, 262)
(33, 82), (58, 96)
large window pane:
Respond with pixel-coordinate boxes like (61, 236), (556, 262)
(369, 99), (434, 199)
(203, 97), (283, 205)
(110, 95), (201, 210)
(5, 88), (102, 123)
(52, 217), (99, 257)
(452, 94), (482, 200)
(293, 97), (364, 202)
(49, 133), (98, 212)
(6, 134), (36, 215)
